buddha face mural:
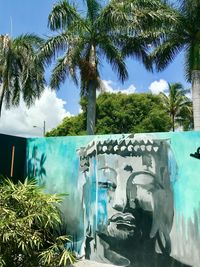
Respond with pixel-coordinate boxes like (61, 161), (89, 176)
(97, 154), (157, 242)
(78, 136), (190, 267)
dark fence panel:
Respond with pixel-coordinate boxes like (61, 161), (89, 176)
(0, 134), (27, 182)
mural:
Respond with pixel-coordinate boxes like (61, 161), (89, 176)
(27, 145), (47, 185)
(26, 132), (200, 267)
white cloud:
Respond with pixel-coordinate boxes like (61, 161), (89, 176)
(122, 84), (137, 94)
(79, 106), (83, 114)
(148, 79), (169, 95)
(186, 92), (192, 99)
(0, 88), (71, 137)
(102, 80), (136, 94)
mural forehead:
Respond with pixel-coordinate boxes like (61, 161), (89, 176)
(26, 132), (200, 267)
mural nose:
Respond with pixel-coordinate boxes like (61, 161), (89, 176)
(112, 196), (127, 211)
(113, 203), (125, 212)
(112, 181), (127, 212)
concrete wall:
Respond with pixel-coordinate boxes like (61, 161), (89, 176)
(25, 132), (200, 267)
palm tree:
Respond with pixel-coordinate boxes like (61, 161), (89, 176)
(0, 34), (45, 116)
(41, 0), (174, 135)
(152, 0), (200, 130)
(159, 83), (192, 131)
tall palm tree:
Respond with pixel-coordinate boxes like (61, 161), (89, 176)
(152, 0), (200, 130)
(0, 34), (45, 116)
(41, 0), (173, 135)
(159, 83), (192, 131)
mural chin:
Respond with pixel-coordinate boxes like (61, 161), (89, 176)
(101, 208), (153, 245)
(107, 220), (135, 241)
(107, 210), (150, 241)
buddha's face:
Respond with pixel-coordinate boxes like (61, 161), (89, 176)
(97, 153), (156, 241)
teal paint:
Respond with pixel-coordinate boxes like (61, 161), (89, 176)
(25, 133), (200, 266)
(152, 132), (200, 220)
(1, 132), (200, 266)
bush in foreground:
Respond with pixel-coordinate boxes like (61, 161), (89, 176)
(0, 178), (75, 267)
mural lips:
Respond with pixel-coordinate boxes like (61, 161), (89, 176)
(109, 213), (136, 231)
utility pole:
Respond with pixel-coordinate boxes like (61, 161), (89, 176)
(33, 120), (46, 136)
(43, 120), (46, 136)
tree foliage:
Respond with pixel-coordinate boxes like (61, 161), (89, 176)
(151, 0), (200, 129)
(46, 92), (175, 136)
(152, 0), (200, 81)
(159, 83), (192, 131)
(0, 178), (75, 267)
(41, 0), (175, 134)
(0, 34), (45, 116)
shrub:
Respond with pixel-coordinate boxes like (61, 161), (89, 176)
(0, 178), (75, 267)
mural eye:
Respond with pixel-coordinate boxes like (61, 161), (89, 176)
(98, 181), (116, 191)
(124, 165), (133, 173)
(98, 181), (117, 191)
(107, 180), (117, 191)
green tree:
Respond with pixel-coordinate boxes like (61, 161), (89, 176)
(46, 92), (172, 136)
(41, 0), (173, 135)
(159, 83), (192, 131)
(46, 114), (86, 137)
(0, 178), (75, 267)
(152, 0), (200, 130)
(0, 34), (45, 116)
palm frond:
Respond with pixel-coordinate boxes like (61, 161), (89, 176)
(50, 39), (86, 90)
(98, 37), (128, 82)
(50, 55), (77, 90)
(40, 33), (69, 65)
(96, 1), (128, 31)
(120, 35), (153, 71)
(48, 0), (83, 31)
(151, 35), (184, 71)
(21, 56), (45, 107)
(160, 82), (192, 123)
(13, 34), (44, 50)
(97, 0), (177, 33)
(180, 0), (200, 20)
(84, 0), (102, 23)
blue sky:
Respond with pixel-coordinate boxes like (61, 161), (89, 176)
(0, 0), (190, 136)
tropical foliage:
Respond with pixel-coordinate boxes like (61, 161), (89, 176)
(159, 83), (192, 131)
(0, 178), (75, 267)
(152, 0), (200, 130)
(0, 34), (45, 116)
(41, 0), (175, 135)
(46, 92), (174, 136)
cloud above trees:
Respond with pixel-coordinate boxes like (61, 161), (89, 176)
(0, 88), (71, 137)
(102, 80), (136, 94)
(148, 79), (169, 94)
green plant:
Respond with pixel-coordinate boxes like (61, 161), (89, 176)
(0, 178), (75, 267)
(159, 83), (192, 131)
(41, 0), (173, 135)
(46, 92), (172, 136)
(152, 0), (200, 130)
(0, 34), (45, 116)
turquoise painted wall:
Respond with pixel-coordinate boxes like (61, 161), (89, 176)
(26, 132), (200, 267)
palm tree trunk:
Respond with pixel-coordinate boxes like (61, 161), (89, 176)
(172, 114), (175, 132)
(86, 45), (97, 135)
(87, 81), (96, 135)
(0, 83), (5, 117)
(192, 70), (200, 130)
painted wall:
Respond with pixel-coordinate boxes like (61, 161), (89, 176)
(26, 132), (200, 267)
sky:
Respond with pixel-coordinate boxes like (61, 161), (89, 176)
(0, 0), (190, 136)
